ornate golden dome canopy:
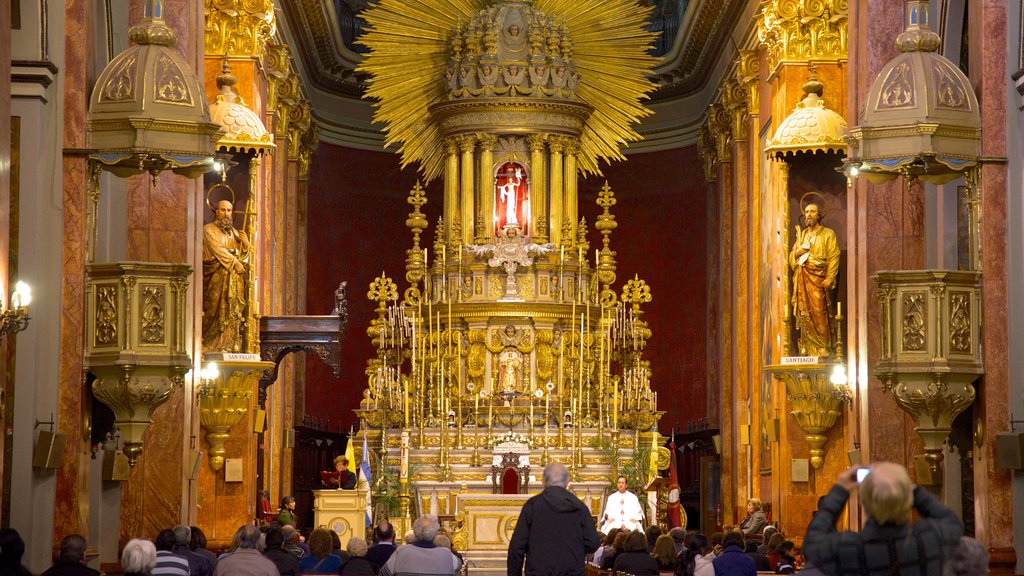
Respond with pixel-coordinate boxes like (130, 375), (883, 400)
(446, 3), (579, 101)
(87, 0), (221, 179)
(208, 60), (275, 156)
(765, 75), (848, 159)
(358, 0), (658, 180)
(846, 0), (980, 183)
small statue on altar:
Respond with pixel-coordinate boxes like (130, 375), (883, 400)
(498, 348), (524, 393)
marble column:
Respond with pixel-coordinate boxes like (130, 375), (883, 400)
(730, 107), (751, 520)
(972, 0), (1014, 570)
(52, 0), (92, 543)
(716, 140), (735, 527)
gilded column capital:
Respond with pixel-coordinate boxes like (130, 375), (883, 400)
(477, 133), (499, 151)
(697, 123), (718, 183)
(563, 138), (581, 157)
(707, 102), (732, 162)
(287, 100), (312, 159)
(444, 137), (460, 156)
(548, 135), (567, 154)
(756, 0), (848, 75)
(737, 50), (760, 111)
(455, 134), (477, 153)
(265, 42), (291, 79)
(526, 133), (547, 152)
(205, 0), (276, 58)
(265, 43), (292, 113)
(722, 79), (750, 142)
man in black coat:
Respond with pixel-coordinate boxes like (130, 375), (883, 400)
(366, 521), (398, 572)
(41, 535), (99, 576)
(507, 462), (601, 576)
(263, 526), (301, 576)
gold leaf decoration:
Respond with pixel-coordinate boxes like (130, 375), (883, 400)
(358, 0), (658, 181)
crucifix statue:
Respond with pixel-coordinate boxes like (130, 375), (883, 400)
(465, 224), (554, 301)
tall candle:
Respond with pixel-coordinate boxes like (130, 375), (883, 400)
(613, 377), (618, 430)
(559, 246), (565, 301)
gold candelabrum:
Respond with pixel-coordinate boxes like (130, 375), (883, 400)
(874, 270), (982, 480)
(197, 354), (272, 471)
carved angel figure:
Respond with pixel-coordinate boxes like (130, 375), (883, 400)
(478, 63), (500, 94)
(529, 64), (550, 89)
(503, 64), (526, 92)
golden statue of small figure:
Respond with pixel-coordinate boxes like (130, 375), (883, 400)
(789, 201), (840, 357)
(202, 199), (250, 352)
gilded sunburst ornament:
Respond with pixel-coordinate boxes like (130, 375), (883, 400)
(358, 0), (658, 181)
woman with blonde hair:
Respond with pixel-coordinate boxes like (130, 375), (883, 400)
(739, 498), (767, 535)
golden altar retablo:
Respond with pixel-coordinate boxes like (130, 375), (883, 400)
(350, 0), (671, 545)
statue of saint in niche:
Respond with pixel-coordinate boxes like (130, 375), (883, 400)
(788, 198), (840, 357)
(202, 199), (250, 352)
(495, 161), (529, 235)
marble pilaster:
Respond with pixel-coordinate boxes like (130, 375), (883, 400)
(53, 0), (92, 542)
(972, 0), (1014, 568)
(717, 156), (735, 526)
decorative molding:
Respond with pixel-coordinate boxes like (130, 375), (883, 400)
(756, 0), (848, 75)
(205, 0), (276, 58)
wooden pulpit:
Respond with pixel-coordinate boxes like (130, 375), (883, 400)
(312, 488), (368, 547)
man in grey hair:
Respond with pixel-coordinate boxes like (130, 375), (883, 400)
(508, 462), (601, 576)
(171, 525), (212, 576)
(213, 525), (277, 576)
(41, 534), (98, 576)
(380, 515), (461, 576)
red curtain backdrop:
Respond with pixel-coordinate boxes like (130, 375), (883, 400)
(306, 144), (706, 432)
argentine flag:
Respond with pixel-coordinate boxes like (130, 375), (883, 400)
(359, 434), (373, 527)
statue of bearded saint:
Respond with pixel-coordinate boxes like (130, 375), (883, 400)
(202, 199), (251, 352)
(788, 201), (840, 357)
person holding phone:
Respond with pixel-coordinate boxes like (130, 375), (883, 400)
(803, 462), (962, 575)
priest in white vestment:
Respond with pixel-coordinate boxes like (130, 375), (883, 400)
(599, 476), (645, 533)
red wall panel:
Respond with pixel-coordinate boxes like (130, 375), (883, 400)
(305, 144), (707, 432)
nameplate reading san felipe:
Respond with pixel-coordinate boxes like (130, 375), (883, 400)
(780, 356), (819, 365)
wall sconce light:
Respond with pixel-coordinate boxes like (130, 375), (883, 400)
(767, 362), (852, 470)
(197, 353), (272, 471)
(0, 281), (32, 341)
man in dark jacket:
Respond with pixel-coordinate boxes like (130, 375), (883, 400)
(172, 524), (213, 576)
(507, 462), (601, 576)
(41, 535), (99, 576)
(263, 527), (301, 576)
(803, 462), (962, 575)
(365, 521), (398, 572)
